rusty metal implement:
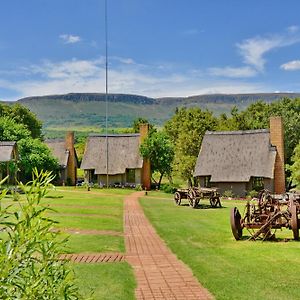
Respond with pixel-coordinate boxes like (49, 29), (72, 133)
(230, 190), (300, 241)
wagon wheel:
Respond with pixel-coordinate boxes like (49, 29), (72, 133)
(174, 192), (181, 206)
(193, 199), (199, 208)
(230, 207), (242, 240)
(290, 204), (299, 240)
(210, 196), (221, 208)
(188, 189), (198, 208)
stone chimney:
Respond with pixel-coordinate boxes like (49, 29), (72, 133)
(269, 116), (285, 194)
(65, 131), (77, 186)
(139, 124), (151, 190)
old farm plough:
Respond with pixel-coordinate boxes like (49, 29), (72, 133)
(230, 190), (300, 240)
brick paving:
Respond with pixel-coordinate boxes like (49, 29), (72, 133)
(60, 252), (124, 263)
(124, 192), (214, 300)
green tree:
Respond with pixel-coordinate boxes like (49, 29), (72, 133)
(0, 103), (42, 139)
(290, 141), (300, 189)
(0, 116), (30, 141)
(233, 98), (300, 163)
(165, 107), (217, 184)
(140, 131), (174, 188)
(0, 117), (58, 181)
(18, 138), (59, 181)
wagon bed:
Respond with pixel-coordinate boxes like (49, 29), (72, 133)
(174, 187), (221, 208)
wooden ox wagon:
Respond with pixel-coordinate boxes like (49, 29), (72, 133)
(174, 187), (221, 208)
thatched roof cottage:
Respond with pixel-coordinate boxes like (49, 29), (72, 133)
(0, 141), (18, 183)
(46, 132), (78, 185)
(80, 124), (151, 189)
(194, 117), (285, 197)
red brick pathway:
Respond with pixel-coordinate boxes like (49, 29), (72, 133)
(60, 252), (124, 263)
(124, 192), (214, 300)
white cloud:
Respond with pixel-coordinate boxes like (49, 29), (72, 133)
(0, 57), (265, 99)
(280, 60), (300, 71)
(237, 31), (300, 71)
(27, 58), (104, 79)
(287, 25), (299, 34)
(59, 34), (81, 44)
(208, 66), (257, 78)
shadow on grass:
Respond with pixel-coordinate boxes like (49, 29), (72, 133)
(238, 233), (296, 243)
(45, 195), (64, 199)
(177, 203), (225, 210)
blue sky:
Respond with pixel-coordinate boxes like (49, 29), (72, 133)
(1, 0), (300, 100)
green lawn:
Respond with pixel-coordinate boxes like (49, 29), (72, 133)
(62, 234), (124, 253)
(74, 263), (136, 300)
(140, 193), (300, 300)
(1, 186), (136, 299)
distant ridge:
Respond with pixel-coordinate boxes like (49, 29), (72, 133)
(157, 92), (300, 105)
(17, 92), (300, 105)
(19, 93), (156, 105)
(1, 92), (299, 128)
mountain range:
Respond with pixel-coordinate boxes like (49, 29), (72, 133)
(2, 92), (300, 129)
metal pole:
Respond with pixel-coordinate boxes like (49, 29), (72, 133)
(105, 0), (109, 188)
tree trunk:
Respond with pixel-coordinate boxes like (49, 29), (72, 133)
(158, 172), (164, 189)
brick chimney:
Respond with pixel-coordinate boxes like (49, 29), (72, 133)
(65, 131), (77, 186)
(139, 123), (151, 190)
(269, 116), (285, 194)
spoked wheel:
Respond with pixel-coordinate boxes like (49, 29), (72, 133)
(210, 196), (221, 208)
(290, 204), (299, 240)
(188, 189), (197, 208)
(230, 207), (243, 240)
(174, 192), (181, 206)
(192, 199), (199, 208)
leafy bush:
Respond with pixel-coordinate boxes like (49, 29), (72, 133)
(246, 190), (259, 199)
(93, 183), (102, 189)
(160, 183), (179, 194)
(0, 170), (81, 299)
(135, 184), (142, 191)
(222, 190), (235, 198)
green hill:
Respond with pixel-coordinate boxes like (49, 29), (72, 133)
(3, 92), (300, 129)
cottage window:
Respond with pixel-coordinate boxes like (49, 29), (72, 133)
(126, 169), (135, 183)
(252, 177), (264, 191)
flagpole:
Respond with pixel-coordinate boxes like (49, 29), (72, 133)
(105, 0), (109, 188)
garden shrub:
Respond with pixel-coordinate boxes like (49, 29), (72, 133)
(246, 190), (259, 199)
(160, 183), (179, 194)
(0, 169), (81, 300)
(135, 184), (142, 191)
(222, 190), (235, 198)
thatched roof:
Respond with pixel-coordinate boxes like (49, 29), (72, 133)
(194, 129), (277, 182)
(0, 141), (17, 162)
(80, 134), (143, 175)
(45, 139), (69, 168)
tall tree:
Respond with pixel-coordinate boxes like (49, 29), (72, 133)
(140, 131), (174, 188)
(0, 103), (42, 139)
(290, 141), (300, 189)
(0, 116), (58, 181)
(165, 107), (217, 184)
(18, 139), (59, 181)
(0, 117), (30, 141)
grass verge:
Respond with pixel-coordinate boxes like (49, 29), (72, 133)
(74, 262), (136, 300)
(140, 193), (300, 300)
